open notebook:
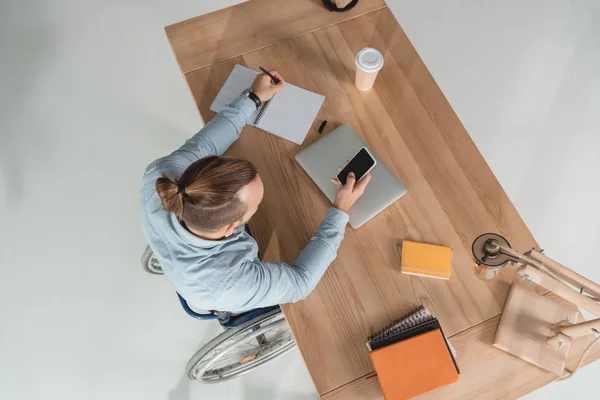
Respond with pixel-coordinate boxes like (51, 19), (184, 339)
(210, 64), (325, 145)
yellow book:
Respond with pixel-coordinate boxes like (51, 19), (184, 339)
(400, 240), (452, 280)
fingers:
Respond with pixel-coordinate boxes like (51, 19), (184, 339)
(344, 172), (356, 189)
(355, 172), (372, 192)
(270, 70), (285, 86)
(330, 178), (342, 187)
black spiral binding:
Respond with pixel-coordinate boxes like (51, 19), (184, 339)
(254, 95), (275, 126)
(365, 305), (460, 374)
(368, 306), (431, 342)
(370, 319), (440, 351)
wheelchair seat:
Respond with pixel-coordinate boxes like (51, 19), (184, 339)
(176, 292), (280, 329)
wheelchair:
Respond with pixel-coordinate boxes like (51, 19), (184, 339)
(141, 245), (296, 382)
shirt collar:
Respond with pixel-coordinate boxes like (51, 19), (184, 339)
(170, 213), (244, 248)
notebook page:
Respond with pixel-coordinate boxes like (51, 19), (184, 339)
(209, 64), (261, 124)
(209, 64), (324, 145)
(257, 82), (324, 145)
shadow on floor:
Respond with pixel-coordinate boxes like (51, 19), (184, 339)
(167, 372), (319, 400)
(168, 374), (191, 400)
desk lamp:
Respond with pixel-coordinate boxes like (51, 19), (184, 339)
(472, 233), (600, 378)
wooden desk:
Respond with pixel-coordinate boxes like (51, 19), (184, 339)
(165, 0), (597, 398)
(321, 292), (600, 400)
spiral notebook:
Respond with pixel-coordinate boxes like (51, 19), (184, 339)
(367, 306), (460, 399)
(369, 328), (459, 399)
(210, 64), (325, 145)
(366, 306), (457, 361)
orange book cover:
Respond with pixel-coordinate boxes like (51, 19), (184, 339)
(400, 240), (452, 280)
(369, 329), (459, 399)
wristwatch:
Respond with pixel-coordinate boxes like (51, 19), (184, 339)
(241, 88), (262, 109)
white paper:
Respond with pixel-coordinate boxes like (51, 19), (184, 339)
(210, 64), (324, 145)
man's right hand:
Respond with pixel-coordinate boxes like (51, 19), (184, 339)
(251, 70), (284, 102)
(331, 172), (372, 213)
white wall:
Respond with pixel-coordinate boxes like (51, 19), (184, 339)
(387, 1), (600, 398)
(1, 0), (599, 399)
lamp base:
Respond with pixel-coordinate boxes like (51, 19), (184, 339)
(494, 284), (579, 376)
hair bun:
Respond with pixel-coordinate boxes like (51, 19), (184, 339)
(155, 175), (185, 219)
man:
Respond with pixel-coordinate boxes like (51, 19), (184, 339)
(140, 70), (370, 313)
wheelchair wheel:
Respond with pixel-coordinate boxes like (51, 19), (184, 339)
(141, 245), (163, 275)
(186, 308), (295, 382)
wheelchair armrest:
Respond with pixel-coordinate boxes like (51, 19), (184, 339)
(176, 292), (221, 321)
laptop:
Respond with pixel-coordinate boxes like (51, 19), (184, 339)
(295, 124), (407, 228)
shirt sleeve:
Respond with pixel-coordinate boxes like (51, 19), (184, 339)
(165, 95), (257, 165)
(221, 208), (350, 310)
(140, 95), (257, 201)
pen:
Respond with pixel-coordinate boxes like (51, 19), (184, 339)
(258, 66), (281, 84)
(318, 120), (327, 134)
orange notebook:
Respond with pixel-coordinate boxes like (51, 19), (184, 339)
(369, 329), (459, 399)
(400, 240), (452, 280)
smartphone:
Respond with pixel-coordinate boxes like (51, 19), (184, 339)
(336, 147), (377, 185)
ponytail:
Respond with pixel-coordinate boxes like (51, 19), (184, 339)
(155, 156), (258, 232)
(156, 176), (185, 220)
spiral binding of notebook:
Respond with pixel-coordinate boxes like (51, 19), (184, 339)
(367, 306), (461, 399)
(368, 306), (433, 343)
(254, 95), (275, 125)
(366, 306), (457, 362)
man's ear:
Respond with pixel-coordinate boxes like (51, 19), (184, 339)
(223, 220), (242, 237)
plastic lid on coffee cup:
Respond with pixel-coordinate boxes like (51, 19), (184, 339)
(355, 48), (384, 72)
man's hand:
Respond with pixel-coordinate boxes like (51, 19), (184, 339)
(331, 172), (372, 213)
(251, 70), (284, 102)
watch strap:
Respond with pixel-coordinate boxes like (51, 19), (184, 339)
(246, 90), (262, 109)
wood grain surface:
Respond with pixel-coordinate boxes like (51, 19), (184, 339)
(165, 0), (387, 74)
(182, 8), (539, 394)
(322, 292), (600, 400)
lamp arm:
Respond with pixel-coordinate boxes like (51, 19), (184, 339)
(527, 249), (600, 299)
(498, 243), (600, 302)
(558, 318), (600, 339)
(516, 265), (600, 316)
(496, 243), (563, 281)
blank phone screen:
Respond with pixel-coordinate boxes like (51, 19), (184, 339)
(337, 148), (375, 185)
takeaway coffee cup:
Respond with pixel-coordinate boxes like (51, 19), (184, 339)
(355, 47), (384, 91)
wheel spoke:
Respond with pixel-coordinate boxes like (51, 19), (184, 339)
(202, 332), (293, 375)
(194, 332), (263, 372)
(189, 314), (296, 381)
(204, 339), (261, 370)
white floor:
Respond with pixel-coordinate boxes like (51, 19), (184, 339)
(1, 1), (598, 400)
